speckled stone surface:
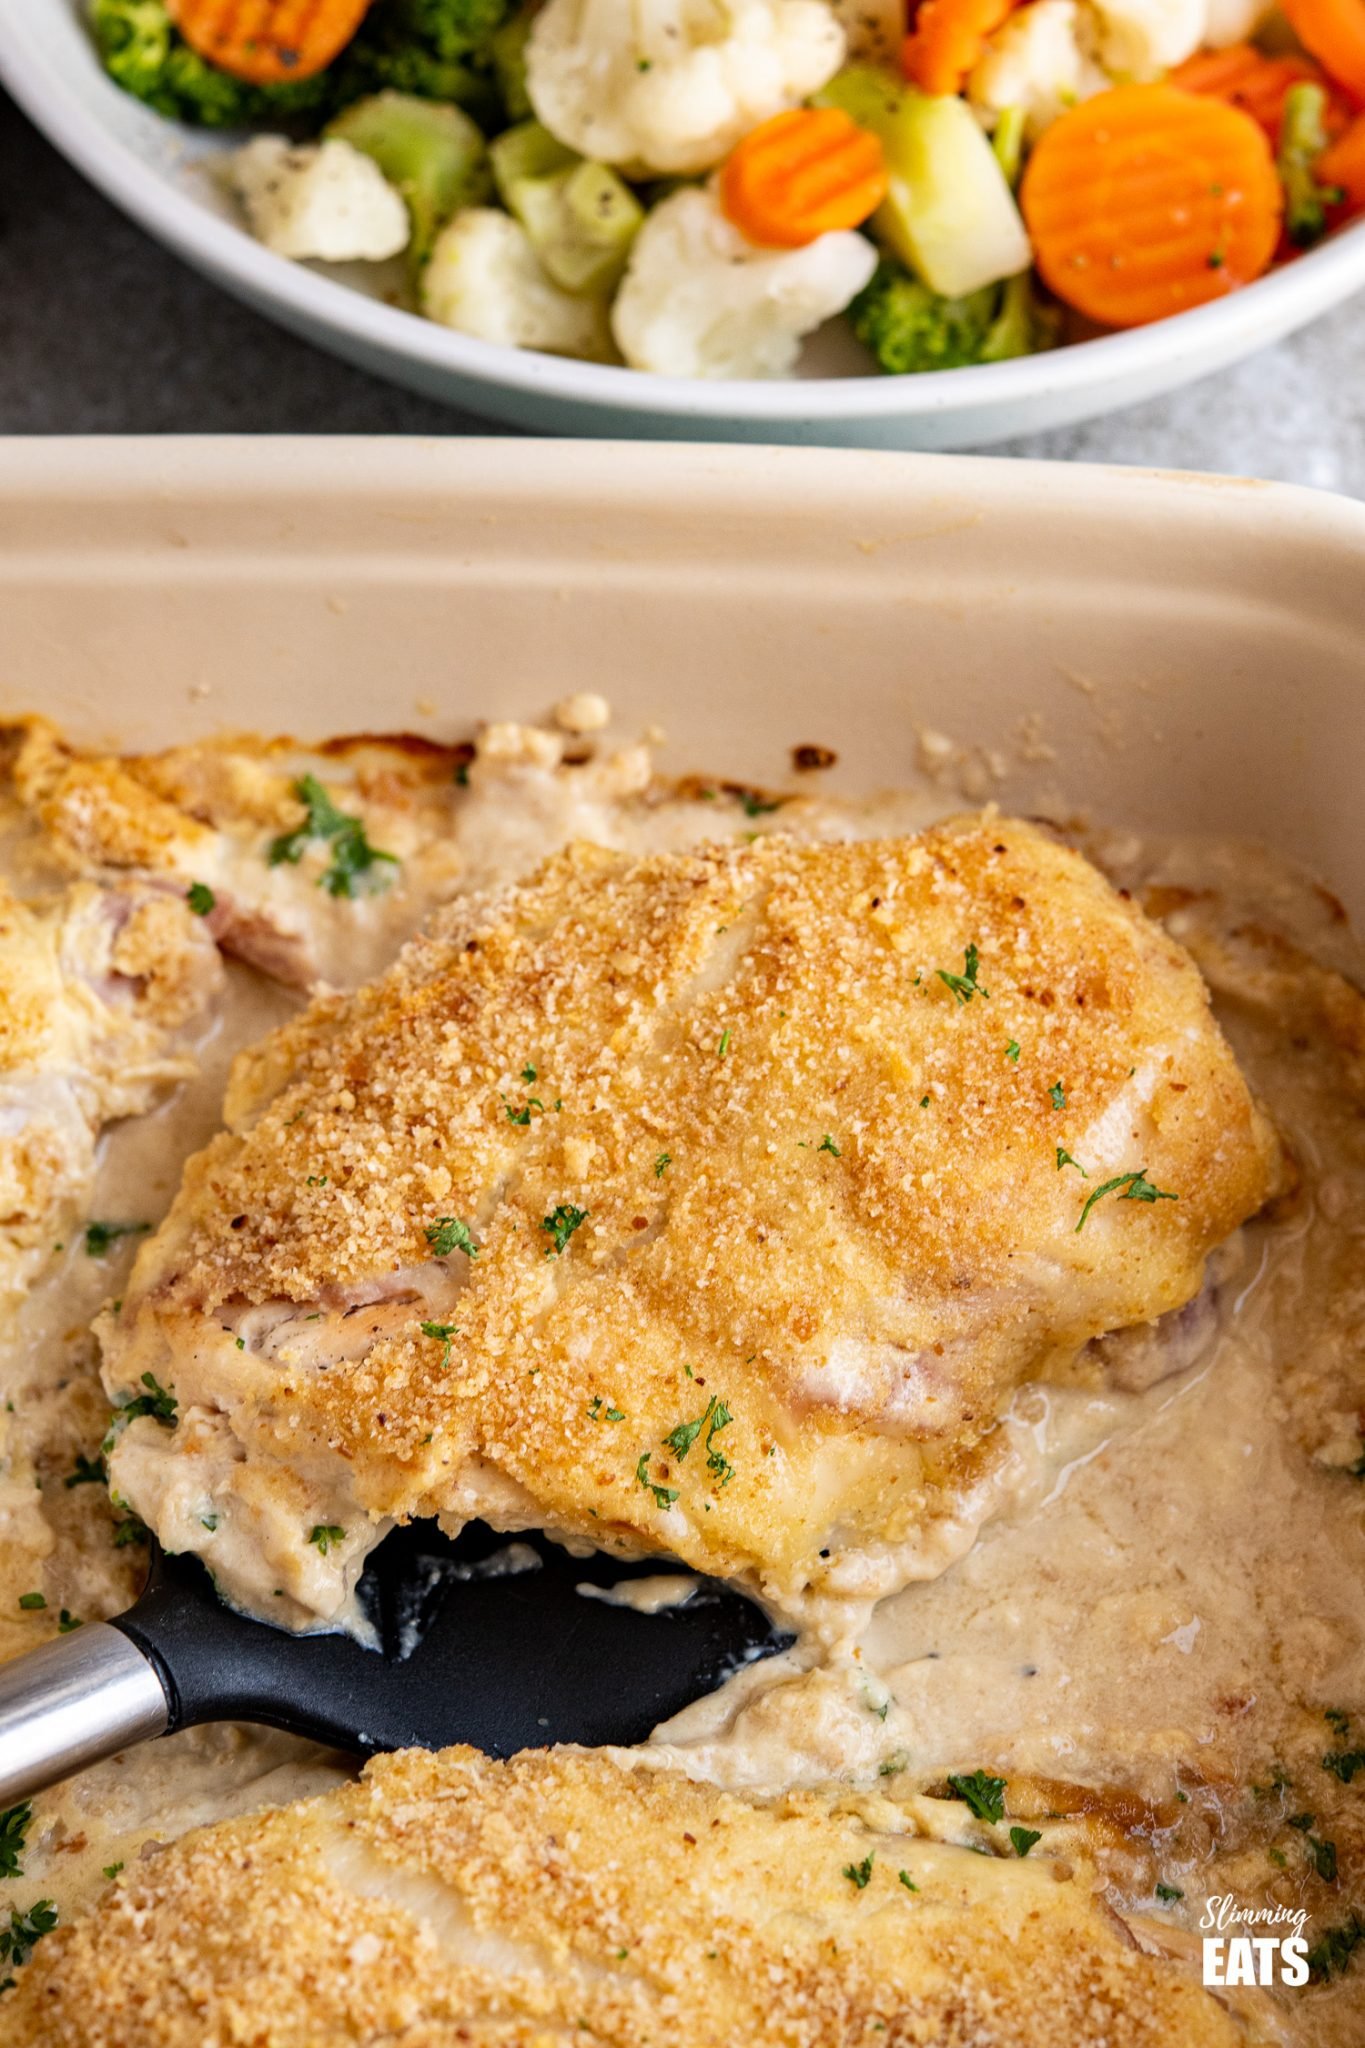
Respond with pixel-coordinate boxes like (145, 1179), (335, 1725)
(2, 90), (1363, 495)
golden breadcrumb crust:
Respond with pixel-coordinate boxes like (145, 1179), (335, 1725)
(6, 1745), (1248, 2048)
(100, 818), (1280, 1619)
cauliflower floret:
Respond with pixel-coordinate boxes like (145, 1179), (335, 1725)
(611, 185), (876, 377)
(1202, 0), (1276, 43)
(1086, 0), (1205, 75)
(525, 0), (846, 176)
(229, 137), (410, 262)
(828, 0), (903, 65)
(421, 208), (616, 359)
(968, 0), (1109, 139)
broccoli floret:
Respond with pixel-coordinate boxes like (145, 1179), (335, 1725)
(851, 259), (1057, 375)
(1279, 82), (1344, 249)
(90, 0), (508, 132)
(334, 0), (511, 124)
(89, 0), (334, 127)
(383, 0), (512, 62)
(851, 263), (996, 373)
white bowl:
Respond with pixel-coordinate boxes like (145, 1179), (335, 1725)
(6, 6), (1365, 448)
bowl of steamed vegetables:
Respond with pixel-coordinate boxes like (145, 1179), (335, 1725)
(1, 0), (1362, 442)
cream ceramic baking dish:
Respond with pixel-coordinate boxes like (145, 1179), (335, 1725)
(0, 439), (1361, 911)
(2, 440), (1365, 2042)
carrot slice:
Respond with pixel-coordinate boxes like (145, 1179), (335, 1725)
(1320, 108), (1365, 207)
(1020, 84), (1283, 328)
(1170, 43), (1347, 141)
(902, 0), (1021, 97)
(166, 0), (371, 85)
(1281, 0), (1365, 106)
(719, 109), (889, 249)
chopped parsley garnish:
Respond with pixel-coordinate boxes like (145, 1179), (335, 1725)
(112, 1511), (149, 1549)
(740, 790), (785, 818)
(65, 1452), (107, 1490)
(843, 1853), (874, 1889)
(717, 1029), (732, 1059)
(102, 1863), (123, 1882)
(1055, 1148), (1088, 1176)
(634, 1452), (679, 1511)
(1326, 1707), (1351, 1737)
(309, 1524), (345, 1555)
(1307, 1915), (1365, 1980)
(1010, 1827), (1041, 1858)
(199, 1515), (219, 1532)
(0, 1899), (57, 1974)
(1005, 1039), (1021, 1063)
(419, 1320), (459, 1370)
(665, 1413), (706, 1460)
(186, 882), (215, 916)
(898, 1869), (919, 1892)
(1287, 1812), (1315, 1831)
(425, 1216), (479, 1259)
(17, 1592), (45, 1611)
(937, 943), (989, 1005)
(818, 1134), (841, 1157)
(587, 1397), (625, 1423)
(920, 1094), (931, 1109)
(947, 1770), (1007, 1824)
(878, 1752), (909, 1778)
(1049, 1081), (1066, 1111)
(1076, 1169), (1178, 1233)
(541, 1203), (588, 1255)
(0, 1805), (31, 1881)
(1323, 1750), (1365, 1783)
(57, 1610), (82, 1633)
(1155, 1882), (1184, 1903)
(1307, 1836), (1338, 1883)
(654, 1151), (672, 1178)
(103, 1373), (178, 1455)
(664, 1396), (735, 1488)
(267, 774), (398, 899)
(83, 1220), (150, 1258)
(522, 1063), (538, 1084)
(502, 1094), (545, 1126)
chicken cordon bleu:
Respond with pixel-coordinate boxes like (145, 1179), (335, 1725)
(95, 815), (1280, 1631)
(0, 877), (222, 1311)
(6, 1744), (1250, 2048)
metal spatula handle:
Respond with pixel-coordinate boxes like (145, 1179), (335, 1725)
(0, 1623), (169, 1805)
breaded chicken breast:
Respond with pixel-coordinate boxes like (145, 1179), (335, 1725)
(97, 817), (1279, 1630)
(0, 878), (222, 1311)
(0, 715), (710, 994)
(4, 1744), (1250, 2048)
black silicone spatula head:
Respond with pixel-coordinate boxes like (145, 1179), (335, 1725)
(112, 1521), (791, 1757)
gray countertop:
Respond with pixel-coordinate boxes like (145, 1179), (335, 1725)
(3, 90), (1363, 494)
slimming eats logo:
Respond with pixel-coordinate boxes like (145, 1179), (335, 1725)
(1200, 1896), (1310, 1987)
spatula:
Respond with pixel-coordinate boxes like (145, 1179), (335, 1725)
(0, 1520), (790, 1807)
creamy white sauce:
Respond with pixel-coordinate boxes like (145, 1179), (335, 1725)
(577, 1573), (701, 1615)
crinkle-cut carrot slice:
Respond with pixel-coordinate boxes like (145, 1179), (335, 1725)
(902, 0), (1021, 97)
(1281, 0), (1365, 107)
(719, 109), (889, 249)
(1170, 43), (1349, 141)
(1320, 108), (1365, 207)
(166, 0), (372, 84)
(1020, 83), (1283, 328)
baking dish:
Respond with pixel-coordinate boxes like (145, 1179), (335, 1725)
(0, 438), (1361, 916)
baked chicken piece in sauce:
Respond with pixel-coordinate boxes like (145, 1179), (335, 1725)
(98, 817), (1280, 1630)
